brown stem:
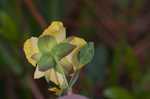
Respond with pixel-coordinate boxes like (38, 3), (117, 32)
(26, 73), (44, 99)
(24, 0), (47, 29)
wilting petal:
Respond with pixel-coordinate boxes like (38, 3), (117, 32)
(31, 53), (41, 62)
(34, 66), (44, 79)
(65, 36), (87, 70)
(51, 43), (76, 60)
(23, 37), (39, 66)
(40, 21), (66, 43)
(60, 58), (74, 74)
(44, 70), (51, 82)
(47, 68), (66, 94)
(49, 68), (65, 87)
(48, 87), (62, 95)
(48, 81), (62, 95)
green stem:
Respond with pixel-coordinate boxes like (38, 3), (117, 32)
(54, 56), (69, 87)
(68, 69), (80, 88)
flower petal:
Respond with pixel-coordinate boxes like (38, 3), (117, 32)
(48, 87), (61, 95)
(60, 58), (74, 74)
(23, 37), (39, 66)
(40, 21), (66, 43)
(49, 68), (65, 88)
(65, 36), (87, 70)
(34, 66), (44, 79)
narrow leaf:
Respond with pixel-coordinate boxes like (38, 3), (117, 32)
(124, 46), (139, 81)
(135, 69), (150, 93)
(69, 69), (80, 88)
(0, 40), (22, 76)
(109, 43), (126, 85)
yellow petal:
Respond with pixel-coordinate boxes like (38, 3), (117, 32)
(49, 68), (65, 88)
(48, 87), (61, 95)
(23, 37), (39, 66)
(34, 66), (44, 79)
(40, 21), (66, 43)
(65, 36), (87, 70)
(48, 87), (58, 92)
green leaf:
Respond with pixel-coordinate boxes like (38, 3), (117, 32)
(135, 69), (150, 93)
(78, 42), (94, 65)
(0, 11), (20, 41)
(124, 46), (139, 81)
(109, 43), (126, 85)
(0, 0), (20, 23)
(38, 53), (55, 71)
(38, 35), (57, 53)
(52, 43), (76, 60)
(0, 40), (23, 76)
(85, 44), (108, 84)
(136, 91), (150, 99)
(69, 69), (80, 88)
(104, 87), (134, 99)
(48, 0), (61, 21)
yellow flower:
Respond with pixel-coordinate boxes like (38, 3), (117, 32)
(23, 21), (87, 94)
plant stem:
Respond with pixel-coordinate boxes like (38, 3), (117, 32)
(68, 69), (80, 88)
(54, 56), (69, 87)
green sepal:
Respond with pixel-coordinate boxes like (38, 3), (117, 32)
(38, 53), (55, 71)
(38, 35), (57, 53)
(78, 42), (94, 65)
(52, 43), (76, 60)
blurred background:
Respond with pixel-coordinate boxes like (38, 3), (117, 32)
(0, 0), (150, 99)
